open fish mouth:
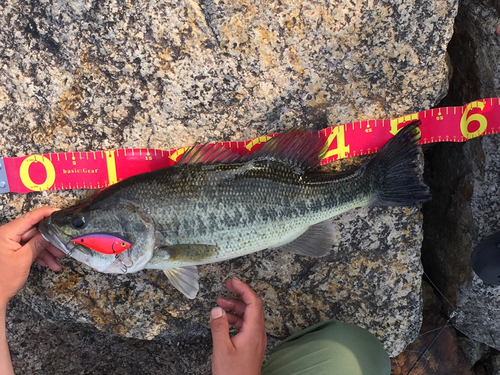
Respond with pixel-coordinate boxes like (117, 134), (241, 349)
(38, 216), (139, 274)
(38, 217), (74, 256)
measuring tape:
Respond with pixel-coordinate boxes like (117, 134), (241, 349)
(1, 98), (498, 194)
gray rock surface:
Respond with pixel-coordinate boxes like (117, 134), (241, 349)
(422, 0), (500, 352)
(456, 135), (500, 350)
(0, 0), (458, 373)
(445, 0), (500, 105)
(458, 335), (492, 369)
(5, 296), (215, 375)
(492, 351), (500, 375)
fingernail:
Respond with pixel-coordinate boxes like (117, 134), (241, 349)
(211, 307), (223, 319)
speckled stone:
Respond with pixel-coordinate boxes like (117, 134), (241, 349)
(0, 0), (458, 373)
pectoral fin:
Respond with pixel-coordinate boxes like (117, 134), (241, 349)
(278, 220), (335, 257)
(164, 266), (200, 299)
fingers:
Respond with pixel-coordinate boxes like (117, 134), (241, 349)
(35, 249), (62, 271)
(24, 232), (53, 264)
(6, 207), (58, 239)
(225, 277), (260, 307)
(217, 297), (248, 331)
(224, 278), (265, 333)
(35, 257), (47, 267)
(217, 297), (247, 316)
(226, 312), (244, 331)
(21, 227), (66, 258)
(21, 226), (39, 243)
(25, 234), (64, 271)
(210, 307), (233, 353)
(46, 245), (66, 258)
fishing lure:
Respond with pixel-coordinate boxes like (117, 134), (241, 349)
(71, 233), (132, 255)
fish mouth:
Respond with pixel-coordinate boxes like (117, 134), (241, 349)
(38, 217), (74, 256)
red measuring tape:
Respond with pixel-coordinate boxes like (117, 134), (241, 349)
(1, 98), (498, 194)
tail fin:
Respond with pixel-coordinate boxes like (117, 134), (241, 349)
(367, 121), (430, 206)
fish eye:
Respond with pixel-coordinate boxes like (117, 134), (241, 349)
(72, 214), (87, 229)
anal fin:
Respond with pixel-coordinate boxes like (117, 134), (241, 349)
(164, 266), (200, 299)
(278, 220), (335, 257)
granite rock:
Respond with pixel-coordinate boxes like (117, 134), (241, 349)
(0, 0), (459, 372)
(491, 351), (500, 375)
(421, 0), (500, 351)
(5, 296), (215, 375)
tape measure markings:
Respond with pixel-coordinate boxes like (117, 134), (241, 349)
(1, 98), (499, 194)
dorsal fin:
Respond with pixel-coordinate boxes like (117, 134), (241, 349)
(176, 129), (326, 167)
(176, 143), (252, 165)
(252, 129), (326, 168)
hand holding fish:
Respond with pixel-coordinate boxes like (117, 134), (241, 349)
(39, 123), (429, 299)
(211, 278), (267, 375)
(0, 207), (65, 375)
(0, 207), (65, 307)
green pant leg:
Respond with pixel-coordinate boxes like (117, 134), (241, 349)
(261, 320), (390, 375)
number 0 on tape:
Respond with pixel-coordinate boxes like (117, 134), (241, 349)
(1, 98), (498, 194)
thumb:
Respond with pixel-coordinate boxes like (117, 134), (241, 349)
(24, 232), (50, 263)
(210, 307), (232, 353)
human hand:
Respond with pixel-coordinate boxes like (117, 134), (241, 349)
(0, 207), (65, 307)
(210, 277), (267, 375)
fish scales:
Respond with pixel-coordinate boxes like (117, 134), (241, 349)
(39, 124), (430, 299)
(86, 158), (375, 263)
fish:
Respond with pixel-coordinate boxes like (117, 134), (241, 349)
(39, 121), (430, 299)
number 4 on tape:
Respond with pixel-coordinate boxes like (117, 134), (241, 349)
(0, 98), (499, 194)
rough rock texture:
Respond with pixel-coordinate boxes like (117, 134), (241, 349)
(458, 336), (492, 369)
(491, 351), (500, 375)
(422, 0), (500, 351)
(391, 281), (474, 375)
(391, 312), (474, 375)
(0, 0), (458, 373)
(5, 296), (215, 375)
(444, 0), (500, 106)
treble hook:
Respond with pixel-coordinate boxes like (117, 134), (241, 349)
(116, 254), (134, 273)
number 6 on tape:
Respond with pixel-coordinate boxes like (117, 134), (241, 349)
(71, 233), (133, 255)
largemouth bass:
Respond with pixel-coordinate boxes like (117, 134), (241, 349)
(39, 122), (429, 299)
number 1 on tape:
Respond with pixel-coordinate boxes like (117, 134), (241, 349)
(0, 98), (499, 194)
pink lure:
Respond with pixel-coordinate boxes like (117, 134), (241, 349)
(71, 233), (132, 255)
